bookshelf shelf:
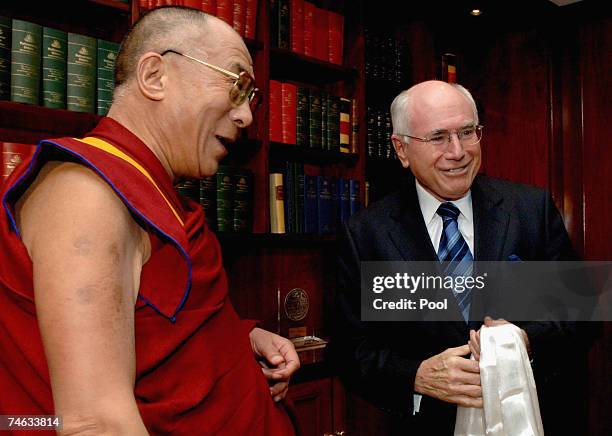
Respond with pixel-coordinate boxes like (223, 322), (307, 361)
(88, 0), (131, 12)
(269, 142), (358, 165)
(0, 102), (100, 143)
(245, 38), (263, 52)
(270, 48), (358, 84)
(217, 232), (337, 246)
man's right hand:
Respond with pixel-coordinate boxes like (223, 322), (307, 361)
(414, 344), (483, 408)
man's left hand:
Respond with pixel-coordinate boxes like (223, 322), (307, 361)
(249, 327), (301, 402)
(468, 316), (531, 360)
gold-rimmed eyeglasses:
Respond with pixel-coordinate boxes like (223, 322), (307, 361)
(161, 49), (261, 112)
(398, 125), (484, 147)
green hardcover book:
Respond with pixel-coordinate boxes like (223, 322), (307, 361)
(200, 176), (217, 231)
(177, 180), (200, 202)
(321, 93), (328, 150)
(67, 33), (96, 113)
(216, 165), (234, 233)
(0, 16), (11, 100)
(97, 39), (119, 115)
(308, 88), (322, 149)
(42, 27), (67, 109)
(296, 86), (309, 147)
(232, 169), (252, 233)
(278, 0), (290, 49)
(326, 95), (340, 152)
(11, 19), (42, 105)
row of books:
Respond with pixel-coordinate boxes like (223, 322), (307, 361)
(140, 0), (258, 41)
(270, 80), (357, 152)
(1, 142), (35, 183)
(271, 0), (344, 65)
(270, 163), (361, 234)
(365, 29), (410, 87)
(366, 105), (396, 161)
(0, 18), (119, 115)
(177, 166), (253, 233)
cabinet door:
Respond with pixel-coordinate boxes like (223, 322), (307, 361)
(288, 378), (334, 436)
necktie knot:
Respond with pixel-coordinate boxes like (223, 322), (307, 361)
(437, 202), (461, 222)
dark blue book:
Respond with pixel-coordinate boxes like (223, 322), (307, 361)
(329, 177), (338, 234)
(338, 178), (350, 225)
(316, 176), (332, 234)
(284, 162), (295, 233)
(304, 174), (318, 234)
(350, 179), (361, 216)
(295, 163), (305, 233)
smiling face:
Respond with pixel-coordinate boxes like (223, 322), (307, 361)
(163, 19), (255, 178)
(393, 82), (481, 201)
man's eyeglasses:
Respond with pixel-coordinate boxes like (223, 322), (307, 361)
(161, 49), (261, 112)
(398, 125), (484, 147)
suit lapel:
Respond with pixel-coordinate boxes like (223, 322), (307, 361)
(472, 175), (510, 261)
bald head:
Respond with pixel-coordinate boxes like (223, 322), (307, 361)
(390, 80), (478, 135)
(115, 7), (237, 93)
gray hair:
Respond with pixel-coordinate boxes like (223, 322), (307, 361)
(114, 7), (211, 95)
(390, 82), (479, 136)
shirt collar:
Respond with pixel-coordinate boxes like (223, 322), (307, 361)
(415, 179), (473, 225)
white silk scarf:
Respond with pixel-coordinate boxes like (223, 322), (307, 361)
(454, 324), (544, 436)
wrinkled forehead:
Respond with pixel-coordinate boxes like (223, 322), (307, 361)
(191, 23), (254, 75)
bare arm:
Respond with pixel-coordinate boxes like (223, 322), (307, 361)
(17, 162), (150, 435)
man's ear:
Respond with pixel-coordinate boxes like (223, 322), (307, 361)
(136, 52), (167, 101)
(391, 135), (410, 169)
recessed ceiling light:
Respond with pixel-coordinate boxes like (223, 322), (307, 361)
(470, 9), (483, 16)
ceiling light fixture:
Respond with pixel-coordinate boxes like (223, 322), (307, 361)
(470, 8), (482, 16)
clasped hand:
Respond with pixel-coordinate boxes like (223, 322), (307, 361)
(414, 317), (530, 408)
(249, 327), (301, 402)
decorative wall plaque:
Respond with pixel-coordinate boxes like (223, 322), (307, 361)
(284, 288), (309, 322)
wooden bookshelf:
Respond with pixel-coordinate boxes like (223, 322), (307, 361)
(270, 48), (358, 84)
(269, 142), (358, 165)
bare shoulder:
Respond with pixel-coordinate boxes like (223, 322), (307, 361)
(16, 161), (150, 264)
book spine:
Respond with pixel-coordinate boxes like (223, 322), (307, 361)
(303, 174), (317, 234)
(296, 86), (309, 147)
(0, 16), (11, 101)
(303, 1), (315, 57)
(308, 88), (322, 149)
(269, 80), (283, 143)
(97, 39), (119, 116)
(42, 28), (67, 109)
(295, 162), (304, 233)
(216, 0), (234, 25)
(182, 0), (202, 8)
(139, 0), (150, 11)
(290, 0), (304, 54)
(284, 161), (294, 233)
(320, 93), (328, 150)
(216, 165), (234, 232)
(11, 19), (42, 105)
(232, 169), (252, 232)
(202, 0), (217, 14)
(329, 177), (337, 233)
(281, 82), (297, 144)
(67, 33), (96, 113)
(244, 0), (257, 39)
(232, 0), (246, 37)
(313, 6), (328, 61)
(200, 176), (217, 231)
(177, 180), (200, 202)
(2, 142), (35, 181)
(351, 97), (359, 153)
(338, 178), (350, 225)
(278, 0), (290, 49)
(349, 179), (361, 216)
(327, 11), (343, 65)
(339, 97), (350, 153)
(269, 172), (285, 234)
(316, 175), (331, 234)
(327, 95), (340, 152)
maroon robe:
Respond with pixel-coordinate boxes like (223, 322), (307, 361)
(0, 118), (295, 435)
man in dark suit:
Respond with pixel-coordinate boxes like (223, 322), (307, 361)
(332, 80), (591, 434)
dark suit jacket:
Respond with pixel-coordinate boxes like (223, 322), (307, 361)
(331, 174), (594, 435)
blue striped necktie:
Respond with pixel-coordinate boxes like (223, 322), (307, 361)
(437, 202), (473, 322)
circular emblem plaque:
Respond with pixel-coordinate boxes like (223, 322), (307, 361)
(284, 288), (309, 322)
